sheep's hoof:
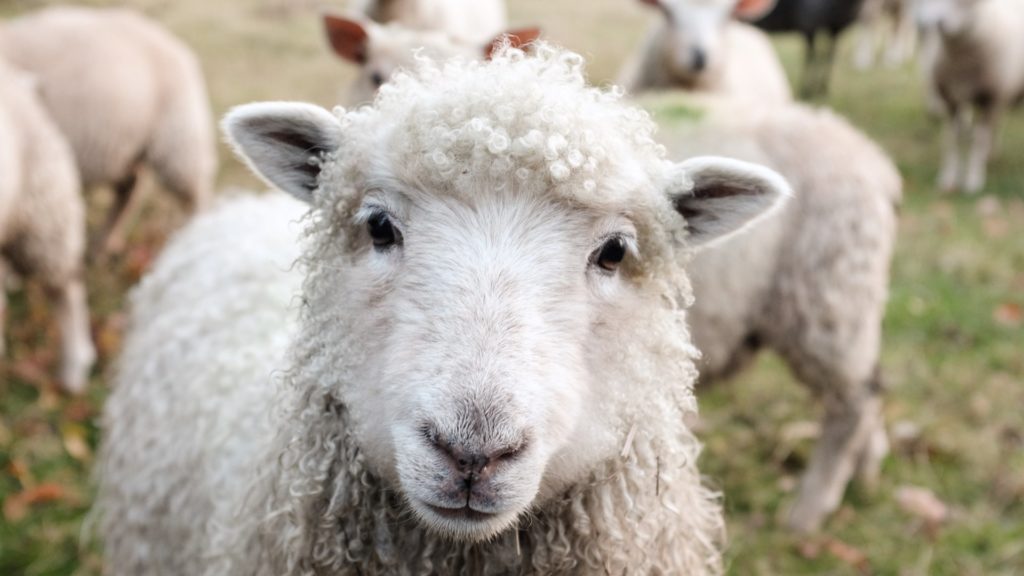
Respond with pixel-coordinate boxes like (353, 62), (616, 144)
(783, 498), (829, 535)
(60, 346), (96, 396)
(854, 425), (889, 493)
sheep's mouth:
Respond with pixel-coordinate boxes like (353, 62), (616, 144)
(425, 503), (498, 522)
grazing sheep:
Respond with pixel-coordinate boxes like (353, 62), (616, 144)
(323, 14), (539, 105)
(742, 0), (869, 98)
(0, 60), (94, 394)
(914, 0), (1024, 193)
(0, 6), (217, 253)
(356, 0), (507, 44)
(641, 92), (901, 533)
(621, 0), (792, 105)
(853, 0), (916, 69)
(98, 45), (793, 574)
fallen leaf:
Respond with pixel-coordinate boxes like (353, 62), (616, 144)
(2, 483), (66, 523)
(61, 423), (92, 462)
(895, 485), (948, 527)
(993, 303), (1022, 328)
(825, 537), (871, 574)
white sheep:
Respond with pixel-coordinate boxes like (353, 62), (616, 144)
(0, 6), (217, 253)
(915, 0), (1024, 193)
(98, 45), (793, 574)
(355, 0), (507, 44)
(853, 0), (917, 69)
(640, 92), (902, 533)
(0, 59), (94, 394)
(323, 13), (539, 105)
(620, 0), (792, 104)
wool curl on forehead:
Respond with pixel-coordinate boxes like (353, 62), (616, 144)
(314, 43), (695, 298)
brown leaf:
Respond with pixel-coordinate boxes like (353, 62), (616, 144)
(993, 303), (1022, 328)
(61, 423), (92, 462)
(825, 537), (871, 574)
(2, 483), (66, 522)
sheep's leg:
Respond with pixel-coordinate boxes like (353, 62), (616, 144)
(786, 392), (882, 533)
(939, 105), (968, 193)
(816, 31), (839, 97)
(964, 104), (1000, 194)
(885, 5), (915, 66)
(51, 278), (95, 394)
(799, 31), (819, 99)
(97, 169), (140, 256)
(0, 263), (7, 357)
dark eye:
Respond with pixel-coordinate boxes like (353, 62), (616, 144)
(592, 236), (628, 272)
(370, 71), (385, 88)
(368, 211), (401, 249)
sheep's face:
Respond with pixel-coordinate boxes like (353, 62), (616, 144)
(914, 0), (977, 36)
(224, 48), (789, 543)
(641, 0), (775, 80)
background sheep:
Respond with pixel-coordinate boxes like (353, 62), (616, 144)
(0, 6), (216, 254)
(640, 92), (901, 532)
(743, 0), (869, 97)
(620, 0), (792, 104)
(323, 14), (540, 105)
(853, 0), (916, 69)
(99, 46), (792, 574)
(355, 0), (507, 44)
(915, 0), (1024, 193)
(0, 59), (94, 394)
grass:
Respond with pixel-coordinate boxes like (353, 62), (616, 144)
(1, 0), (1023, 574)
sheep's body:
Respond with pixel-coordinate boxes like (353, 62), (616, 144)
(622, 19), (792, 105)
(917, 0), (1024, 193)
(100, 46), (797, 575)
(356, 0), (507, 44)
(0, 59), (94, 393)
(641, 93), (901, 532)
(0, 6), (216, 252)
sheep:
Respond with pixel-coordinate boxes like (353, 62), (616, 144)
(741, 0), (869, 98)
(0, 6), (217, 254)
(355, 0), (507, 44)
(853, 0), (917, 69)
(0, 59), (94, 394)
(638, 91), (901, 533)
(914, 0), (1024, 194)
(620, 0), (793, 105)
(323, 13), (539, 105)
(97, 44), (793, 574)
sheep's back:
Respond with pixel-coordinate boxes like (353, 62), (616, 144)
(98, 191), (307, 574)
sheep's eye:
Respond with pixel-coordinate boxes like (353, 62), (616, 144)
(593, 236), (627, 272)
(370, 71), (385, 88)
(368, 212), (400, 249)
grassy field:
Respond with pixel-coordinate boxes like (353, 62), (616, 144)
(1, 0), (1022, 574)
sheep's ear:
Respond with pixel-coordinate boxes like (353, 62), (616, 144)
(324, 14), (370, 64)
(637, 0), (663, 7)
(484, 27), (542, 59)
(733, 0), (777, 20)
(222, 102), (343, 203)
(668, 156), (790, 248)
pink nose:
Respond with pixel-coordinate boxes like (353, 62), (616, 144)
(425, 427), (527, 482)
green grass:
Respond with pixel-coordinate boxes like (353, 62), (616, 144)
(2, 1), (1023, 574)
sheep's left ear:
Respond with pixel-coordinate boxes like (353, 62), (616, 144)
(222, 102), (344, 203)
(484, 27), (542, 59)
(733, 0), (777, 20)
(668, 156), (790, 248)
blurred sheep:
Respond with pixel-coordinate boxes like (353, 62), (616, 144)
(621, 0), (792, 104)
(323, 14), (539, 105)
(0, 6), (217, 254)
(641, 92), (901, 532)
(355, 0), (507, 44)
(915, 0), (1024, 193)
(742, 0), (869, 98)
(0, 59), (94, 394)
(854, 0), (916, 69)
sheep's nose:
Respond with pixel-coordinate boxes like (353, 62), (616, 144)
(426, 429), (526, 481)
(691, 47), (707, 71)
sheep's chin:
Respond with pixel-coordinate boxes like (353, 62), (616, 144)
(407, 498), (522, 542)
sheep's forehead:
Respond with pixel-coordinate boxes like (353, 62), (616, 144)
(339, 47), (668, 210)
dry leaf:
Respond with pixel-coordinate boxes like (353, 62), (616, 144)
(895, 485), (948, 526)
(61, 423), (92, 462)
(993, 303), (1022, 328)
(2, 483), (66, 523)
(825, 537), (871, 574)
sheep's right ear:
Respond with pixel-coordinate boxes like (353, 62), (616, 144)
(222, 102), (343, 203)
(733, 0), (777, 20)
(484, 27), (542, 59)
(667, 156), (790, 248)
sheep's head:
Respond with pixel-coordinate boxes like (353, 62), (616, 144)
(638, 0), (776, 79)
(224, 45), (788, 542)
(913, 0), (979, 37)
(323, 14), (540, 105)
